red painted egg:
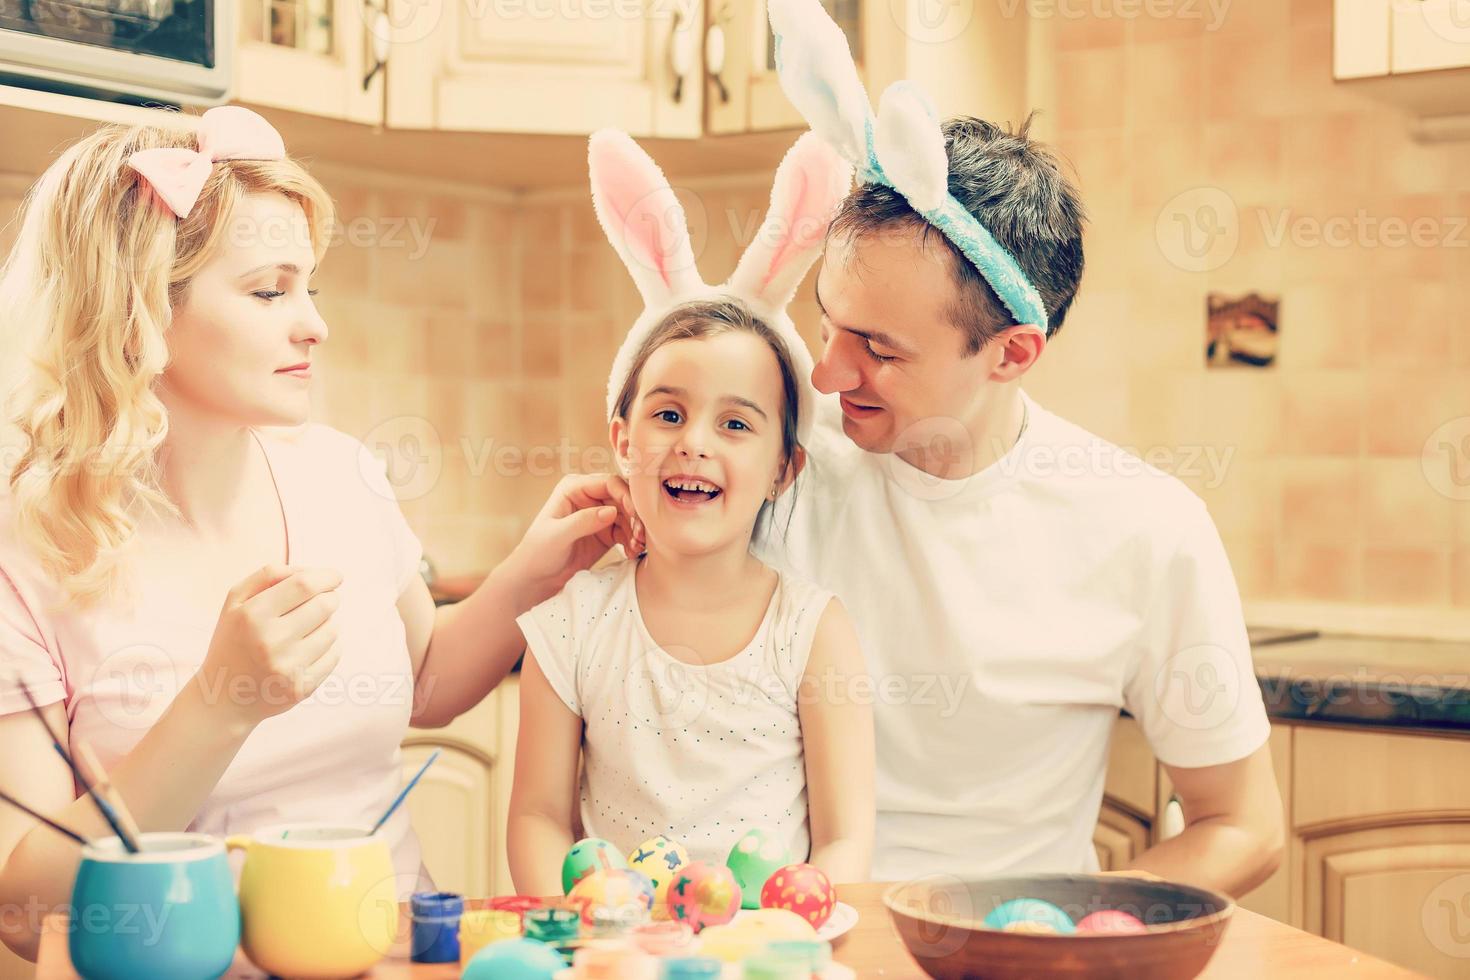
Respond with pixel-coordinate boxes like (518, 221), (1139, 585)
(759, 863), (836, 929)
(1076, 909), (1148, 934)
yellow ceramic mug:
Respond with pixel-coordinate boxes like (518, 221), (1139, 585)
(225, 823), (398, 979)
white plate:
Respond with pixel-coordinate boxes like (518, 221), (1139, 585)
(732, 901), (859, 943)
(816, 901), (858, 942)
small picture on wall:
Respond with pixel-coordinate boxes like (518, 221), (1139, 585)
(1206, 292), (1279, 368)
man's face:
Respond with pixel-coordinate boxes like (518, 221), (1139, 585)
(811, 228), (1005, 456)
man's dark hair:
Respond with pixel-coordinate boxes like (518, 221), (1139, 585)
(827, 113), (1087, 354)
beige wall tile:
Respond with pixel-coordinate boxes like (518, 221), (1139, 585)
(1279, 458), (1360, 544)
(1361, 457), (1455, 548)
(1278, 541), (1361, 602)
(1363, 547), (1452, 607)
(1280, 371), (1364, 457)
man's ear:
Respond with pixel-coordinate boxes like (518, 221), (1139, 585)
(776, 444), (808, 495)
(989, 324), (1047, 381)
(609, 415), (632, 477)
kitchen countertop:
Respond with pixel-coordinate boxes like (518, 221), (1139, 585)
(1253, 634), (1470, 734)
(36, 881), (1420, 979)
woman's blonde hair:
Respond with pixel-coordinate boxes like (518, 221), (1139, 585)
(0, 115), (334, 604)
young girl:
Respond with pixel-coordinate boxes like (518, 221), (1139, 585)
(508, 131), (875, 895)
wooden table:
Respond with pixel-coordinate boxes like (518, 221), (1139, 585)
(38, 881), (1423, 978)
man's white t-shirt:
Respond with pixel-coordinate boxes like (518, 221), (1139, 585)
(756, 391), (1271, 883)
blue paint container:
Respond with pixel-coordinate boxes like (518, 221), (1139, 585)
(410, 891), (464, 963)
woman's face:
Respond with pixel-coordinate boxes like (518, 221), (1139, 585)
(612, 330), (797, 559)
(160, 191), (326, 427)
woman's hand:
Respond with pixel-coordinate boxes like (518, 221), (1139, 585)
(195, 565), (344, 729)
(503, 473), (643, 612)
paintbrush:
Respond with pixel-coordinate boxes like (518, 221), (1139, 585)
(73, 738), (144, 846)
(369, 749), (440, 836)
(0, 788), (90, 846)
(13, 674), (140, 853)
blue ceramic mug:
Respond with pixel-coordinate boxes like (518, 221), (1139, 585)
(69, 832), (239, 980)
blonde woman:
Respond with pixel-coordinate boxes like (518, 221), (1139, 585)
(0, 107), (636, 962)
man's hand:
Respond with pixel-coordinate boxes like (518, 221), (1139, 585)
(503, 473), (644, 611)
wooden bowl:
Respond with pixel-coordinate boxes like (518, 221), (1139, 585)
(884, 874), (1234, 980)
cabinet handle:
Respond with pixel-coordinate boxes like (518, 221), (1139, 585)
(705, 19), (729, 104)
(668, 0), (698, 103)
(362, 0), (391, 90)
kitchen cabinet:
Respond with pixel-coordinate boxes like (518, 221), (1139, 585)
(384, 0), (702, 137)
(402, 675), (519, 898)
(1293, 726), (1470, 979)
(235, 0), (386, 123)
(1333, 0), (1470, 116)
(706, 0), (1028, 134)
(1100, 716), (1470, 980)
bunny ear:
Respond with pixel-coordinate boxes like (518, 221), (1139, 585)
(874, 81), (949, 213)
(768, 0), (873, 169)
(727, 132), (852, 309)
(588, 129), (704, 305)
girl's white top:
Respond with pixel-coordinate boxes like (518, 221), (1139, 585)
(517, 557), (835, 865)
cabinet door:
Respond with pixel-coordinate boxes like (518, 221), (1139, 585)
(705, 0), (864, 134)
(385, 0), (701, 137)
(236, 0), (385, 123)
(400, 738), (497, 898)
(1333, 0), (1392, 78)
(1294, 726), (1470, 976)
(1094, 798), (1150, 871)
(1391, 0), (1470, 73)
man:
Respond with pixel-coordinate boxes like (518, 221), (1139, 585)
(757, 110), (1284, 896)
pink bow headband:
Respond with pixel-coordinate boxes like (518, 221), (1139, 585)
(126, 105), (286, 219)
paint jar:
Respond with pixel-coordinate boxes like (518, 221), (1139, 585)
(742, 949), (811, 980)
(659, 956), (723, 980)
(766, 939), (832, 972)
(630, 920), (694, 956)
(571, 943), (658, 979)
(410, 891), (463, 963)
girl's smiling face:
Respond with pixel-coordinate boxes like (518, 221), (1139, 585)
(612, 328), (801, 559)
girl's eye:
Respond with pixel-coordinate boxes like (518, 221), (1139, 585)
(308, 288), (320, 297)
(654, 409), (683, 424)
(724, 418), (751, 432)
(865, 342), (896, 363)
(253, 289), (285, 301)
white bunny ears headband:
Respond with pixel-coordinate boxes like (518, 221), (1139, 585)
(768, 0), (1051, 336)
(591, 128), (852, 446)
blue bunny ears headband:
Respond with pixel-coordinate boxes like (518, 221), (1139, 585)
(768, 0), (1050, 336)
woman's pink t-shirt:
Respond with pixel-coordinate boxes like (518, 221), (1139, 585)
(0, 423), (430, 894)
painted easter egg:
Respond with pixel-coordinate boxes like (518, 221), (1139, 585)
(460, 937), (565, 980)
(725, 828), (792, 910)
(567, 867), (656, 925)
(759, 863), (836, 929)
(665, 861), (742, 933)
(1076, 909), (1148, 934)
(627, 835), (691, 911)
(982, 898), (1076, 934)
(561, 837), (628, 895)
